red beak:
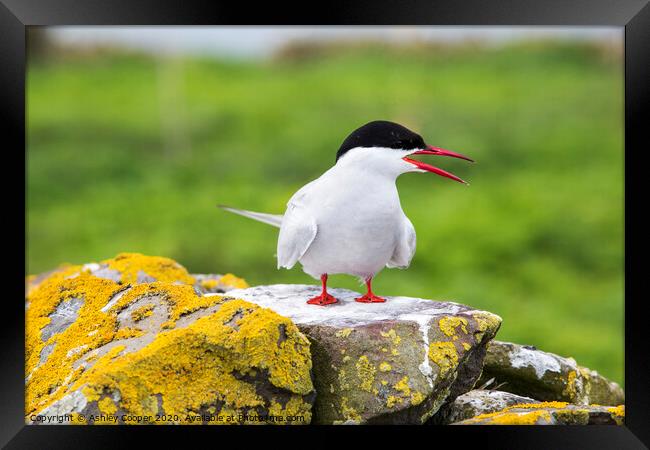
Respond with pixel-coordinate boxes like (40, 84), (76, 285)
(402, 145), (474, 184)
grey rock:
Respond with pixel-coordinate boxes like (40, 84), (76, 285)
(220, 284), (502, 424)
(477, 340), (624, 406)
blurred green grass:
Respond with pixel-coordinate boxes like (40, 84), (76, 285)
(26, 41), (624, 384)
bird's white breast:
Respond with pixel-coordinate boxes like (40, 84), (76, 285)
(296, 164), (407, 279)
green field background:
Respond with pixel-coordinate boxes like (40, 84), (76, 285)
(27, 40), (624, 384)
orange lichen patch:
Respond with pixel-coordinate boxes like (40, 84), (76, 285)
(131, 304), (155, 322)
(217, 273), (249, 290)
(74, 300), (313, 423)
(103, 253), (195, 285)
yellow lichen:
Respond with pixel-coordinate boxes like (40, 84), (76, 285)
(394, 376), (411, 397)
(355, 356), (376, 392)
(25, 255), (296, 424)
(379, 362), (392, 372)
(472, 311), (502, 343)
(340, 397), (361, 422)
(71, 299), (313, 423)
(428, 341), (459, 379)
(410, 392), (426, 406)
(335, 328), (353, 338)
(98, 397), (117, 415)
(386, 395), (402, 408)
(161, 320), (176, 330)
(200, 279), (219, 290)
(562, 370), (579, 402)
(463, 401), (570, 425)
(104, 252), (195, 285)
(608, 405), (625, 425)
(131, 303), (155, 322)
(439, 316), (468, 337)
(462, 342), (471, 351)
(114, 327), (145, 340)
(482, 410), (553, 425)
(218, 273), (249, 290)
(380, 329), (401, 345)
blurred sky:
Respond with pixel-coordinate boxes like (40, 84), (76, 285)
(46, 26), (622, 59)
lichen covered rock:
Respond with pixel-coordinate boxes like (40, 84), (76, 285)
(26, 252), (248, 298)
(432, 389), (539, 424)
(477, 341), (624, 406)
(220, 284), (502, 424)
(452, 401), (625, 425)
(26, 254), (312, 425)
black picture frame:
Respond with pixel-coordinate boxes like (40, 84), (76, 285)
(3, 0), (648, 447)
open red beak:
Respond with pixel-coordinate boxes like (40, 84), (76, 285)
(402, 145), (474, 184)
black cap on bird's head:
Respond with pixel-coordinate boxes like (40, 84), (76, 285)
(336, 120), (426, 161)
(335, 120), (474, 184)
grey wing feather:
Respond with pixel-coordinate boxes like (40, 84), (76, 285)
(218, 205), (283, 228)
(276, 202), (317, 269)
(387, 216), (416, 269)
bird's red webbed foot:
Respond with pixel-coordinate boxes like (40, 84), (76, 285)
(355, 293), (386, 303)
(307, 293), (339, 306)
(354, 277), (386, 303)
(307, 274), (339, 306)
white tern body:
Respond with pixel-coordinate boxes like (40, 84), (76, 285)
(222, 146), (421, 281)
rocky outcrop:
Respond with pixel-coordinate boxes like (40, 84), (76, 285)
(26, 254), (314, 425)
(27, 254), (624, 426)
(432, 389), (538, 424)
(477, 341), (624, 406)
(452, 402), (625, 425)
(219, 284), (502, 424)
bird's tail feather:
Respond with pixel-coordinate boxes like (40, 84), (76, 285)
(217, 205), (283, 228)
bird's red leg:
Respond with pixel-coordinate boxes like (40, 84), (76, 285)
(355, 277), (386, 303)
(307, 274), (339, 306)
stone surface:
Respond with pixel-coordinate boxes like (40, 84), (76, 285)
(452, 402), (625, 425)
(218, 284), (502, 424)
(26, 254), (313, 425)
(431, 389), (538, 424)
(477, 341), (624, 406)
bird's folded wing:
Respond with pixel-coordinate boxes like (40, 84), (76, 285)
(387, 216), (416, 269)
(277, 203), (318, 269)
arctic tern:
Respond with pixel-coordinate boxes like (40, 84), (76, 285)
(219, 120), (473, 306)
